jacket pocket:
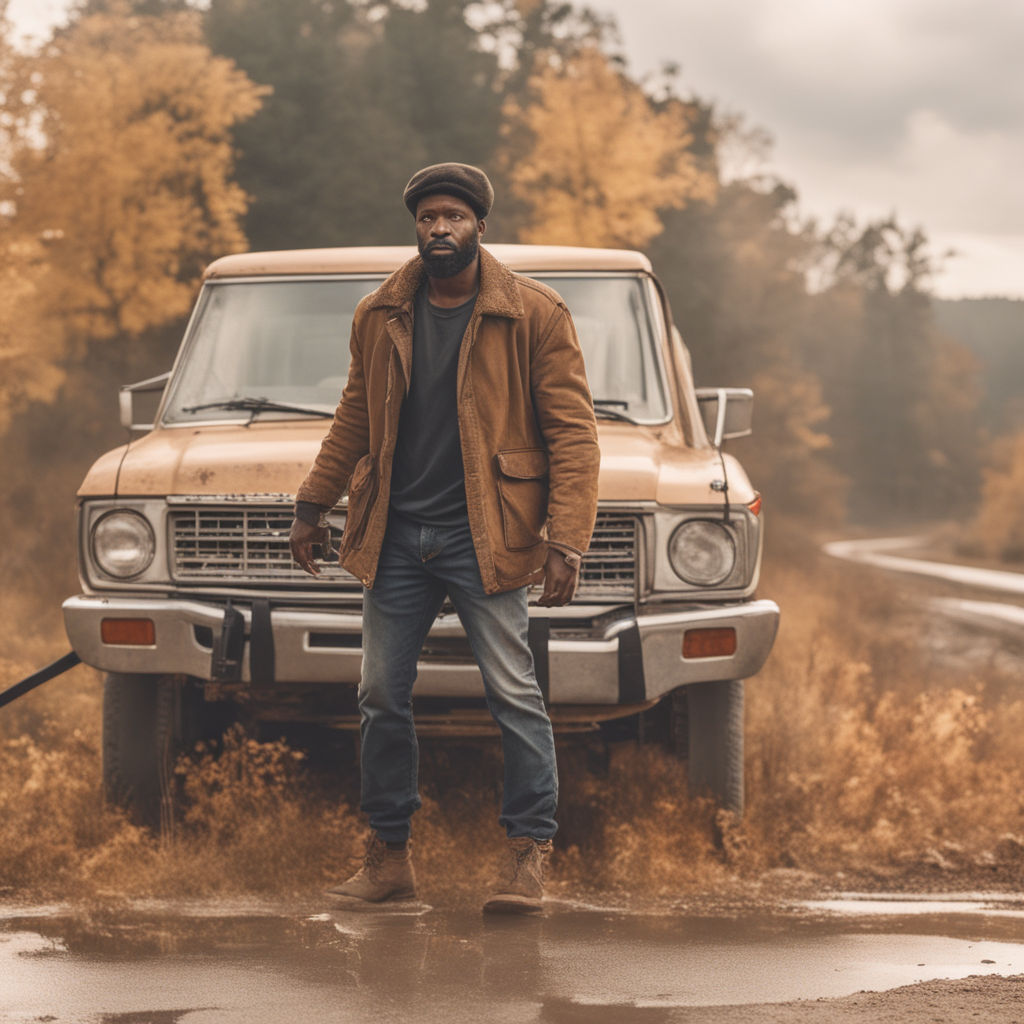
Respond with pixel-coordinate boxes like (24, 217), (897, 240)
(341, 453), (377, 550)
(495, 448), (549, 551)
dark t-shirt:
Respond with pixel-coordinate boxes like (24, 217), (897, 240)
(388, 286), (477, 526)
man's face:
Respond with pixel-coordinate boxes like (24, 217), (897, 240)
(415, 193), (484, 278)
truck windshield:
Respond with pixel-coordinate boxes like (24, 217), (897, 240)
(161, 273), (669, 424)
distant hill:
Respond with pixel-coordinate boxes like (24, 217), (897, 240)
(933, 297), (1024, 431)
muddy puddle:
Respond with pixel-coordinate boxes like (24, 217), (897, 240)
(2, 893), (1023, 1022)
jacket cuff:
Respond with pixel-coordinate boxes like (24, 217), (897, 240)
(547, 540), (583, 570)
(547, 539), (583, 558)
(294, 500), (326, 527)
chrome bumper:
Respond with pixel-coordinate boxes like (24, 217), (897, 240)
(63, 595), (780, 704)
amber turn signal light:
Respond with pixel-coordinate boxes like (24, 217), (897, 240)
(682, 627), (736, 659)
(747, 492), (763, 516)
(101, 618), (156, 646)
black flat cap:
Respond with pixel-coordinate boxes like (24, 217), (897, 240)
(403, 162), (494, 219)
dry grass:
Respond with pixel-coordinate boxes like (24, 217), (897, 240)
(743, 549), (1024, 876)
(2, 539), (1023, 903)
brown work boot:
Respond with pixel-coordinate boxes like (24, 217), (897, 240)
(326, 833), (416, 904)
(483, 836), (553, 914)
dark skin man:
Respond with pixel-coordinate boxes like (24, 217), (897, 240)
(289, 192), (579, 607)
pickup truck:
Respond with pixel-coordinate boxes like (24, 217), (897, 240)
(63, 244), (779, 830)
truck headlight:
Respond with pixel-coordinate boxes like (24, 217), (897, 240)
(91, 510), (156, 578)
(668, 519), (736, 586)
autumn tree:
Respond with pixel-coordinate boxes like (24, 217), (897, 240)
(0, 239), (65, 435)
(964, 431), (1024, 561)
(0, 13), (64, 433)
(0, 2), (264, 604)
(1, 1), (265, 346)
(650, 160), (846, 523)
(205, 0), (514, 249)
(809, 217), (982, 520)
(203, 0), (613, 247)
(501, 48), (716, 248)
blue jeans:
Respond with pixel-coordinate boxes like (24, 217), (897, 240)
(358, 509), (558, 843)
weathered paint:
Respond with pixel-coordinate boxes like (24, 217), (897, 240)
(596, 423), (755, 505)
(204, 244), (652, 279)
(79, 419), (754, 506)
(77, 445), (128, 496)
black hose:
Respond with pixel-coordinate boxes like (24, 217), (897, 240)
(0, 651), (82, 711)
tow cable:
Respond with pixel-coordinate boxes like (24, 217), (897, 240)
(0, 651), (82, 711)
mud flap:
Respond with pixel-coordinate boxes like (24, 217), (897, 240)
(211, 601), (245, 682)
(617, 623), (646, 703)
(250, 599), (275, 686)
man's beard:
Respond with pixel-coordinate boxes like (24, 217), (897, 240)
(418, 233), (479, 278)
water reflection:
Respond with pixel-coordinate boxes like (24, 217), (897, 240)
(3, 901), (1024, 1023)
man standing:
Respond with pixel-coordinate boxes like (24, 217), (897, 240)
(289, 163), (600, 913)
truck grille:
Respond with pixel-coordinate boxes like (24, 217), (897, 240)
(170, 506), (357, 584)
(169, 505), (640, 597)
(580, 513), (639, 597)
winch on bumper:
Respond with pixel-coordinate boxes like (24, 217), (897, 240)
(62, 595), (779, 706)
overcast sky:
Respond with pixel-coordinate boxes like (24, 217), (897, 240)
(592, 0), (1024, 299)
(8, 0), (1022, 299)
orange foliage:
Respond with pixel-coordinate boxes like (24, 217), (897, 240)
(503, 48), (716, 248)
(0, 237), (64, 432)
(0, 1), (266, 347)
(964, 430), (1024, 562)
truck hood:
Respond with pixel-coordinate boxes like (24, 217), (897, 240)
(594, 423), (755, 505)
(80, 421), (756, 507)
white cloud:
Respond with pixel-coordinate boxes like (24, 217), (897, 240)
(930, 233), (1024, 299)
(773, 109), (1024, 233)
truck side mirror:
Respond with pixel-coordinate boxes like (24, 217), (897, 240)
(119, 371), (172, 431)
(695, 388), (754, 448)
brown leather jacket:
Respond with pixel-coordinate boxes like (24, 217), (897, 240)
(295, 246), (600, 594)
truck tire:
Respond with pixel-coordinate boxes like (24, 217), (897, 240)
(670, 680), (745, 816)
(102, 673), (178, 834)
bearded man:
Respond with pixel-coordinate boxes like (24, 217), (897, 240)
(289, 163), (600, 913)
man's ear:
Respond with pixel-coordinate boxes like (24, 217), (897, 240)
(478, 218), (486, 238)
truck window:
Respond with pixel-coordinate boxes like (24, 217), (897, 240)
(539, 275), (669, 424)
(162, 279), (368, 422)
(162, 273), (670, 425)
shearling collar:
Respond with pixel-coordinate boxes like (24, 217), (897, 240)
(364, 245), (526, 319)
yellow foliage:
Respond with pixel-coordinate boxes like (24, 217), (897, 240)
(0, 2), (266, 344)
(744, 552), (1024, 872)
(503, 49), (716, 248)
(0, 237), (64, 432)
(964, 430), (1024, 561)
(3, 549), (1024, 898)
(744, 365), (847, 523)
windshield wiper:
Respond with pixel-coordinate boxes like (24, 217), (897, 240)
(593, 398), (638, 424)
(181, 396), (334, 418)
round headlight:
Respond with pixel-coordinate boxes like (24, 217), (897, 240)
(668, 519), (736, 586)
(92, 510), (156, 579)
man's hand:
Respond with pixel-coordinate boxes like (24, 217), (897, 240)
(289, 518), (334, 577)
(537, 548), (579, 607)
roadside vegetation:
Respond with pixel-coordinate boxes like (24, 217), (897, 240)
(958, 432), (1024, 564)
(3, 536), (1024, 902)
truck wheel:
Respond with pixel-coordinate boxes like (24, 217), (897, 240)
(670, 680), (745, 816)
(102, 673), (177, 833)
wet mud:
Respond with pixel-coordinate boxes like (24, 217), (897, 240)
(3, 896), (1024, 1023)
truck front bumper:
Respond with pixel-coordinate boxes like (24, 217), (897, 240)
(63, 595), (780, 704)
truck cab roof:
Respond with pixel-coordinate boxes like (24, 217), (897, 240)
(204, 244), (654, 279)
